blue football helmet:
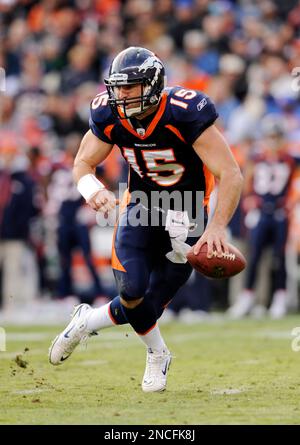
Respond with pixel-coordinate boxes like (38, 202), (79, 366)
(104, 47), (166, 119)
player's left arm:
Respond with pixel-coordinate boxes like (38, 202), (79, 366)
(193, 124), (244, 257)
(286, 163), (300, 216)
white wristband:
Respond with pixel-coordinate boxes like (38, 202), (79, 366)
(77, 174), (105, 201)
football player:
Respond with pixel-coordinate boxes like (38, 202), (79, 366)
(228, 115), (298, 319)
(49, 47), (243, 392)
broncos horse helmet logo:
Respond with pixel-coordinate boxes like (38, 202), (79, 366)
(138, 56), (163, 87)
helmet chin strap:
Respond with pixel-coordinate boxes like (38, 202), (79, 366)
(125, 105), (144, 117)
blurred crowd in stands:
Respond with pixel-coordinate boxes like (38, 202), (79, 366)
(0, 0), (300, 322)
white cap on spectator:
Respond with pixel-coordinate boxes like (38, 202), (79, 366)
(219, 54), (246, 75)
(183, 30), (208, 49)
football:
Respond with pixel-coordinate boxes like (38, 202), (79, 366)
(186, 242), (246, 279)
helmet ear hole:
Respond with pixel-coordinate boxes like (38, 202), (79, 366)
(149, 95), (158, 104)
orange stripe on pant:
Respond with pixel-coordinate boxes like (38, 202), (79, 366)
(203, 164), (215, 213)
(108, 303), (118, 325)
(111, 189), (131, 272)
(138, 322), (157, 336)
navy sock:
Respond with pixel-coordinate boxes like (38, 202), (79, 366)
(109, 296), (128, 325)
(154, 294), (173, 319)
(121, 297), (157, 335)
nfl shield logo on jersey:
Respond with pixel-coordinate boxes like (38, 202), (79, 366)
(137, 128), (145, 137)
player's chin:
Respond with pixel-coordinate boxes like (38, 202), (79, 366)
(126, 102), (141, 112)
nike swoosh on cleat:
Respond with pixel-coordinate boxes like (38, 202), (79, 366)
(161, 361), (169, 376)
(60, 355), (70, 362)
(143, 379), (152, 385)
(76, 305), (83, 317)
(64, 325), (75, 338)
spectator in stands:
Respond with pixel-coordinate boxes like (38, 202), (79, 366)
(48, 135), (109, 304)
(0, 144), (39, 310)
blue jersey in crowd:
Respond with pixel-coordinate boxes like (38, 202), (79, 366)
(249, 149), (296, 213)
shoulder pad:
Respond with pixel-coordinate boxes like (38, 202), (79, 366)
(166, 86), (218, 144)
(168, 86), (216, 122)
(89, 91), (115, 143)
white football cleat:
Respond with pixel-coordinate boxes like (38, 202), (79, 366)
(49, 303), (96, 365)
(269, 290), (287, 319)
(142, 348), (172, 393)
(227, 290), (255, 319)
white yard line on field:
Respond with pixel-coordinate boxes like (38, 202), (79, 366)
(12, 388), (50, 395)
(0, 329), (293, 362)
(211, 388), (246, 395)
(0, 349), (45, 359)
(7, 333), (52, 341)
(254, 330), (293, 339)
(79, 359), (108, 366)
(238, 359), (262, 365)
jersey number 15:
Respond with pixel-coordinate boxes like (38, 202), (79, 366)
(123, 148), (185, 187)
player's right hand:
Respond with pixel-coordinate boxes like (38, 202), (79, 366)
(87, 189), (118, 213)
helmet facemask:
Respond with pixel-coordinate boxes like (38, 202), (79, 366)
(105, 78), (161, 119)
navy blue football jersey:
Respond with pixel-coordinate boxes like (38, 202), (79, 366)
(250, 148), (296, 211)
(89, 86), (218, 209)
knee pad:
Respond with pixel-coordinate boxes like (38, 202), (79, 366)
(114, 270), (148, 301)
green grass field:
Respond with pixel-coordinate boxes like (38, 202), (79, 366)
(1, 315), (300, 425)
